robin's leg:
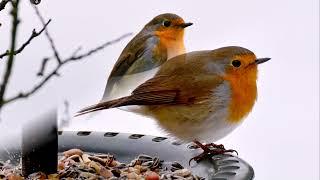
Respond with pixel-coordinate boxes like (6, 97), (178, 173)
(189, 140), (238, 165)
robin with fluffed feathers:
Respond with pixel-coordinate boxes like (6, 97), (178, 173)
(77, 46), (270, 163)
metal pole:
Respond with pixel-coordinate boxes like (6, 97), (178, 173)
(22, 110), (58, 176)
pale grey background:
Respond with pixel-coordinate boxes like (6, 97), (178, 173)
(0, 0), (319, 179)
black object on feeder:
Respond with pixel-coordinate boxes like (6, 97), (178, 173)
(22, 110), (58, 177)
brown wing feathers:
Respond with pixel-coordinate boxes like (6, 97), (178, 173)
(76, 74), (223, 116)
(76, 89), (179, 116)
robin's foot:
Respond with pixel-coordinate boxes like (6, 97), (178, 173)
(204, 143), (226, 150)
(189, 140), (238, 165)
(188, 142), (226, 150)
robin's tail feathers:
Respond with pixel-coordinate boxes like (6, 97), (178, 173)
(75, 96), (130, 117)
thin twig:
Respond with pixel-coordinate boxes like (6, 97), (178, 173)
(69, 33), (132, 61)
(58, 100), (71, 129)
(71, 46), (82, 57)
(36, 57), (50, 76)
(33, 5), (62, 63)
(0, 19), (51, 59)
(1, 33), (132, 106)
(0, 0), (11, 11)
(0, 0), (20, 110)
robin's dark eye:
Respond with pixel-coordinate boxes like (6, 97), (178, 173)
(163, 20), (171, 27)
(232, 60), (241, 67)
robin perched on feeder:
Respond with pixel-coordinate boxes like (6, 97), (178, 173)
(77, 46), (270, 163)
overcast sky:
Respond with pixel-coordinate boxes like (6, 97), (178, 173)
(0, 0), (319, 179)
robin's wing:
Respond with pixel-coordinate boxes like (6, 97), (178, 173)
(131, 74), (223, 104)
(77, 75), (223, 116)
(102, 35), (167, 99)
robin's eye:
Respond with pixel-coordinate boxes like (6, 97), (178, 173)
(163, 20), (171, 27)
(232, 60), (241, 67)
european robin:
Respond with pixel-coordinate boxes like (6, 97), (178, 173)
(77, 46), (270, 161)
(102, 13), (192, 101)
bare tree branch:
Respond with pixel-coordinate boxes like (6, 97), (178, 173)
(0, 0), (20, 111)
(33, 5), (62, 63)
(37, 46), (82, 77)
(1, 33), (132, 106)
(0, 0), (132, 116)
(0, 0), (11, 11)
(0, 19), (51, 59)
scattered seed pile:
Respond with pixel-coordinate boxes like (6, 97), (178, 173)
(0, 148), (203, 180)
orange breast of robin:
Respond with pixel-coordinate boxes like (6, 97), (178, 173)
(155, 29), (185, 59)
(223, 64), (258, 123)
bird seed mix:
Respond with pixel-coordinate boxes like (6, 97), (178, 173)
(0, 148), (203, 180)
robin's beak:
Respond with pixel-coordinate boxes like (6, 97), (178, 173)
(179, 22), (193, 28)
(255, 57), (271, 64)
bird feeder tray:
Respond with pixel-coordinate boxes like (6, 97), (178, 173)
(0, 131), (254, 180)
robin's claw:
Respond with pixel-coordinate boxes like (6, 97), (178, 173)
(188, 153), (206, 166)
(228, 149), (238, 156)
(188, 157), (195, 166)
